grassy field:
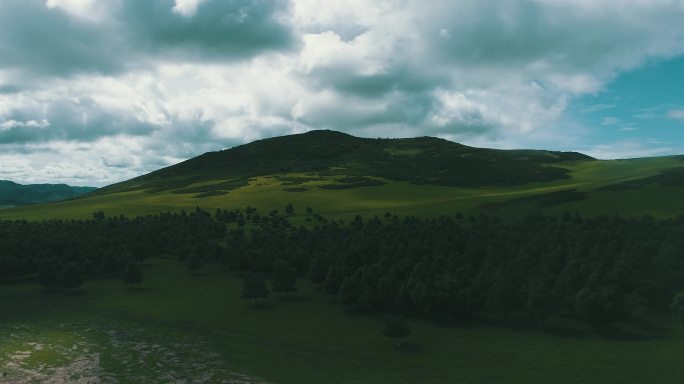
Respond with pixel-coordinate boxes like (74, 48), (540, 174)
(2, 258), (684, 383)
(1, 155), (683, 222)
(4, 133), (684, 383)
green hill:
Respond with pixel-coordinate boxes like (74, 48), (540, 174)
(0, 180), (96, 208)
(1, 129), (683, 221)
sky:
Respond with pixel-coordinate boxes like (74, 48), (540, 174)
(1, 0), (684, 186)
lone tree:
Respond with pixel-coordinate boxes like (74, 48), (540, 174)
(383, 315), (412, 347)
(323, 266), (344, 302)
(241, 273), (269, 305)
(38, 259), (59, 289)
(285, 203), (294, 216)
(187, 253), (203, 274)
(121, 261), (143, 289)
(272, 259), (298, 297)
(60, 262), (83, 291)
(671, 292), (684, 325)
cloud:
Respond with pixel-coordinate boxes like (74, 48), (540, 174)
(580, 104), (615, 113)
(602, 117), (621, 126)
(0, 0), (295, 79)
(585, 139), (677, 160)
(2, 0), (684, 184)
(172, 0), (208, 17)
(667, 109), (684, 122)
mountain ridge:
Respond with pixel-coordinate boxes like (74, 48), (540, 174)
(0, 180), (97, 207)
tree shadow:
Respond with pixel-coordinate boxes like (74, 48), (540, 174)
(640, 324), (674, 334)
(276, 294), (308, 303)
(63, 289), (86, 297)
(394, 341), (421, 354)
(541, 325), (588, 338)
(247, 302), (276, 311)
(591, 324), (639, 340)
(590, 323), (665, 341)
(126, 286), (150, 293)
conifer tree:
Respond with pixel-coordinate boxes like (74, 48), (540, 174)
(122, 261), (143, 289)
(241, 273), (269, 304)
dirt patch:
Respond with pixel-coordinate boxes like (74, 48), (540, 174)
(1, 321), (268, 384)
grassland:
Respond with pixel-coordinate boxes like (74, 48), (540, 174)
(2, 258), (684, 383)
(1, 155), (683, 222)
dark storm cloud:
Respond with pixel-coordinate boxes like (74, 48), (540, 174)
(120, 0), (295, 61)
(0, 85), (21, 94)
(0, 98), (158, 144)
(294, 90), (436, 132)
(308, 68), (442, 99)
(0, 0), (295, 78)
(0, 0), (122, 76)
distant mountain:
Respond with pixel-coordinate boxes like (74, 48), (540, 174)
(0, 180), (96, 207)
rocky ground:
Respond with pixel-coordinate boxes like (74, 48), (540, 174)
(0, 321), (266, 384)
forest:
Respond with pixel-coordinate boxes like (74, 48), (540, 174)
(2, 207), (684, 326)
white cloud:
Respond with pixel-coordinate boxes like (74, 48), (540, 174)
(602, 117), (621, 126)
(0, 119), (49, 130)
(172, 0), (209, 17)
(667, 109), (684, 122)
(3, 0), (684, 184)
(45, 0), (103, 21)
(585, 139), (677, 160)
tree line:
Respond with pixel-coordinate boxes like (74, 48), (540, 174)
(2, 207), (684, 325)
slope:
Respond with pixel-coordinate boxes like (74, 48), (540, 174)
(1, 130), (683, 221)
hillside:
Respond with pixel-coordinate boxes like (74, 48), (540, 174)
(1, 130), (684, 221)
(96, 130), (592, 195)
(0, 180), (96, 208)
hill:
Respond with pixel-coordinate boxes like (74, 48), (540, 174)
(96, 130), (591, 195)
(0, 180), (96, 208)
(1, 130), (683, 221)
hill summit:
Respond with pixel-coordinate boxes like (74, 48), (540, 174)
(98, 130), (593, 193)
(98, 130), (592, 196)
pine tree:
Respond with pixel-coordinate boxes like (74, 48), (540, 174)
(383, 315), (412, 347)
(60, 262), (83, 291)
(187, 253), (202, 273)
(37, 259), (59, 289)
(241, 273), (269, 304)
(323, 266), (344, 302)
(121, 261), (143, 289)
(272, 259), (298, 297)
(671, 292), (684, 325)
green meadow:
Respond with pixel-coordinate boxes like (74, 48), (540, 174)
(3, 132), (684, 383)
(2, 258), (684, 384)
(1, 155), (683, 222)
